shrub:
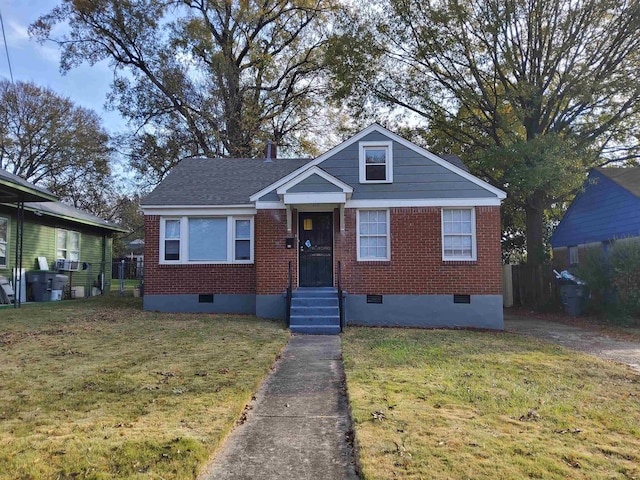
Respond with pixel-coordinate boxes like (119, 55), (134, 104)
(609, 240), (640, 320)
(576, 239), (640, 324)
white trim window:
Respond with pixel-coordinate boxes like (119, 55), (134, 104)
(0, 217), (7, 268)
(359, 141), (393, 183)
(160, 216), (254, 264)
(442, 208), (476, 261)
(56, 229), (80, 261)
(569, 246), (579, 265)
(357, 209), (390, 261)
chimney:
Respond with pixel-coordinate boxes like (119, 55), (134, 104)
(264, 140), (277, 162)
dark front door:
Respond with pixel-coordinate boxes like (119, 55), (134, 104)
(299, 212), (333, 287)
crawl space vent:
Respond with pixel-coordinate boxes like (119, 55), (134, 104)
(366, 295), (383, 304)
(198, 294), (214, 303)
(453, 294), (471, 304)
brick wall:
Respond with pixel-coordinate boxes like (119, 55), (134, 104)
(145, 206), (502, 297)
(335, 206), (502, 295)
(144, 216), (255, 295)
(255, 209), (298, 295)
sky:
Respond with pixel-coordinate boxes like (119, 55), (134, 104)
(0, 0), (126, 134)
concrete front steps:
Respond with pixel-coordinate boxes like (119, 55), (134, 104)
(289, 287), (341, 335)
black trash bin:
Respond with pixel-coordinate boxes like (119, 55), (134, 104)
(560, 284), (588, 316)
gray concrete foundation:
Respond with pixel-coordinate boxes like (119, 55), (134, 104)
(256, 294), (286, 319)
(143, 294), (255, 314)
(346, 294), (503, 329)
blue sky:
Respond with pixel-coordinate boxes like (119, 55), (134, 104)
(0, 0), (126, 133)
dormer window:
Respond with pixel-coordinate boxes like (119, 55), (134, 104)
(359, 141), (393, 183)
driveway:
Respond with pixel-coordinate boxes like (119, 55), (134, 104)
(504, 314), (640, 374)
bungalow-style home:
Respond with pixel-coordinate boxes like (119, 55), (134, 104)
(551, 167), (640, 269)
(0, 168), (127, 302)
(141, 125), (506, 332)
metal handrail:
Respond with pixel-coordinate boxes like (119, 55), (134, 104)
(286, 261), (292, 327)
(338, 261), (344, 332)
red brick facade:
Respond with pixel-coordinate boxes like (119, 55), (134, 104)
(334, 206), (502, 295)
(145, 206), (502, 297)
(255, 209), (298, 295)
(144, 215), (256, 295)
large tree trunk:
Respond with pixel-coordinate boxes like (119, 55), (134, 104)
(524, 191), (546, 266)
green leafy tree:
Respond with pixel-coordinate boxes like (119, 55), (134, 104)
(328, 0), (640, 264)
(31, 0), (339, 183)
(0, 79), (113, 215)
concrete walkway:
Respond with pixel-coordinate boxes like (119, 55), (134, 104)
(199, 335), (360, 480)
(505, 314), (640, 374)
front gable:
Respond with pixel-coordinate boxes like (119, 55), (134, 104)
(251, 124), (505, 207)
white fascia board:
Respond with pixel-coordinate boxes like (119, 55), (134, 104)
(142, 204), (257, 216)
(255, 201), (286, 210)
(276, 166), (353, 194)
(283, 192), (347, 205)
(346, 198), (502, 208)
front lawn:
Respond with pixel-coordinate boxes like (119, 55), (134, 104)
(0, 297), (289, 479)
(343, 327), (640, 480)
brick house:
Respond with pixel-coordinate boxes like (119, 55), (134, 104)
(141, 125), (506, 332)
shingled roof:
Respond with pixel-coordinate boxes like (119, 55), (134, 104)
(141, 157), (312, 206)
(595, 167), (640, 198)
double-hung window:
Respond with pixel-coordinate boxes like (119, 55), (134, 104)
(0, 217), (7, 268)
(357, 209), (390, 261)
(359, 141), (393, 183)
(160, 216), (253, 264)
(442, 208), (476, 261)
(56, 229), (80, 261)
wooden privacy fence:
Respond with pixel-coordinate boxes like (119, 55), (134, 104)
(503, 264), (561, 308)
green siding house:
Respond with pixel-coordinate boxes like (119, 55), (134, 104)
(0, 169), (126, 301)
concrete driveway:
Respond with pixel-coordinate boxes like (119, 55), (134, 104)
(504, 314), (640, 374)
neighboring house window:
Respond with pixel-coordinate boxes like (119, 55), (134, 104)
(359, 141), (393, 183)
(442, 208), (476, 261)
(160, 216), (253, 264)
(56, 229), (80, 261)
(0, 217), (7, 268)
(357, 209), (390, 261)
(569, 246), (579, 265)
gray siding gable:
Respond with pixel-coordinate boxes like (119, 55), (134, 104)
(286, 173), (344, 193)
(319, 132), (496, 200)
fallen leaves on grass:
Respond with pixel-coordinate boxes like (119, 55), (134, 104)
(519, 409), (541, 422)
(371, 410), (386, 421)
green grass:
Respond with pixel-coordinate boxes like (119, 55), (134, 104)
(0, 296), (289, 479)
(343, 327), (640, 480)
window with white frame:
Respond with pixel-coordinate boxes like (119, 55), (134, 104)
(0, 217), (7, 268)
(160, 216), (253, 264)
(56, 229), (80, 261)
(359, 141), (393, 183)
(569, 246), (579, 265)
(442, 208), (476, 261)
(164, 219), (181, 261)
(357, 209), (390, 261)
